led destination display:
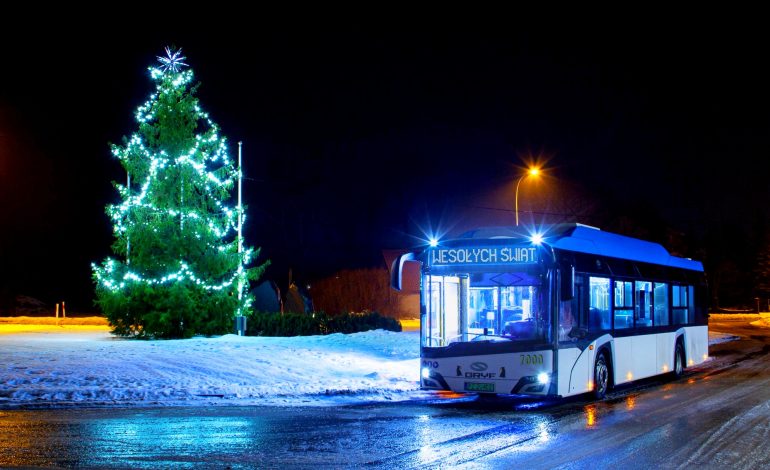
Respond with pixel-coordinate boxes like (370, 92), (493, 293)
(429, 246), (538, 266)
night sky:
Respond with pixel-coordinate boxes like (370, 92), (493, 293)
(1, 18), (768, 311)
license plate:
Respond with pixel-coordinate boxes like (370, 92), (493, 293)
(464, 382), (495, 393)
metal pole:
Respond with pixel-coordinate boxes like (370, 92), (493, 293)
(237, 142), (244, 334)
(238, 142), (243, 256)
(515, 175), (524, 226)
(127, 172), (130, 265)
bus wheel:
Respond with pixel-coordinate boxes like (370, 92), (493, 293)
(673, 342), (685, 379)
(593, 351), (610, 400)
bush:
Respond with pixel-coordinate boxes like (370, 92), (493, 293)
(246, 311), (401, 336)
(97, 280), (237, 339)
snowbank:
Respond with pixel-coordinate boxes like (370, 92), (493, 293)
(709, 331), (740, 345)
(710, 313), (767, 321)
(0, 329), (421, 408)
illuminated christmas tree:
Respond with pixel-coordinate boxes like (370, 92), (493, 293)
(93, 47), (267, 338)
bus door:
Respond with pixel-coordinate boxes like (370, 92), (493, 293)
(424, 275), (461, 346)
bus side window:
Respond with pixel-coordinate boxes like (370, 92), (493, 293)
(654, 282), (669, 326)
(589, 277), (611, 331)
(614, 280), (633, 329)
(672, 285), (690, 324)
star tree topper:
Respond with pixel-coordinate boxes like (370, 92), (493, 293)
(157, 46), (188, 73)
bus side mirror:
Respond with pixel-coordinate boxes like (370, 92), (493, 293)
(560, 264), (574, 301)
(390, 252), (416, 291)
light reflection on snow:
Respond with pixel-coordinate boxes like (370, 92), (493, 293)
(496, 415), (553, 455)
(514, 401), (547, 411)
(584, 405), (597, 428)
(418, 445), (439, 465)
(416, 413), (437, 465)
(625, 395), (636, 410)
(537, 422), (550, 442)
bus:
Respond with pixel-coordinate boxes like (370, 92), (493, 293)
(390, 223), (708, 399)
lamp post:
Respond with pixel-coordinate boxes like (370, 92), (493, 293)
(515, 167), (540, 226)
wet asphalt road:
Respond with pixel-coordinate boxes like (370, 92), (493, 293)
(2, 317), (769, 469)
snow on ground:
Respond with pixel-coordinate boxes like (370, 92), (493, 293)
(0, 319), (743, 409)
(0, 326), (421, 408)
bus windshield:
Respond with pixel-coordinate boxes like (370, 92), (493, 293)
(422, 269), (550, 347)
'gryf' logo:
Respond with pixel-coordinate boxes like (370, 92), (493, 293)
(466, 362), (495, 379)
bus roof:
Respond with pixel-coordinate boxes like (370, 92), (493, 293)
(458, 224), (704, 272)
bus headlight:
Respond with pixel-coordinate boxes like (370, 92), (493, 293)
(422, 367), (431, 379)
(537, 372), (549, 384)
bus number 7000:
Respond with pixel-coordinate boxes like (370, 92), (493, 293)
(520, 354), (543, 365)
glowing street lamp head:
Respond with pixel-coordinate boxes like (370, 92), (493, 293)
(515, 166), (543, 226)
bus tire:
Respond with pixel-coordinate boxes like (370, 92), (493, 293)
(673, 341), (685, 379)
(593, 351), (610, 400)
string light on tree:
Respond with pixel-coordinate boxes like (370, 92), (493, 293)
(93, 47), (268, 338)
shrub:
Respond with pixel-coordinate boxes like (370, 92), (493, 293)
(246, 311), (401, 336)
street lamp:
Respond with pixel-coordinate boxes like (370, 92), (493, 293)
(515, 167), (540, 226)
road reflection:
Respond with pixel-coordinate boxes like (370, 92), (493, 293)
(625, 395), (636, 410)
(81, 412), (257, 467)
(0, 408), (298, 468)
(584, 405), (596, 428)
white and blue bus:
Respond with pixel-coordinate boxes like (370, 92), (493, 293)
(391, 223), (708, 399)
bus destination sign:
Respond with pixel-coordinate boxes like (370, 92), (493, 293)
(430, 246), (538, 266)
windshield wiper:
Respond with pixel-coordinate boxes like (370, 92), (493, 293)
(469, 333), (514, 341)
